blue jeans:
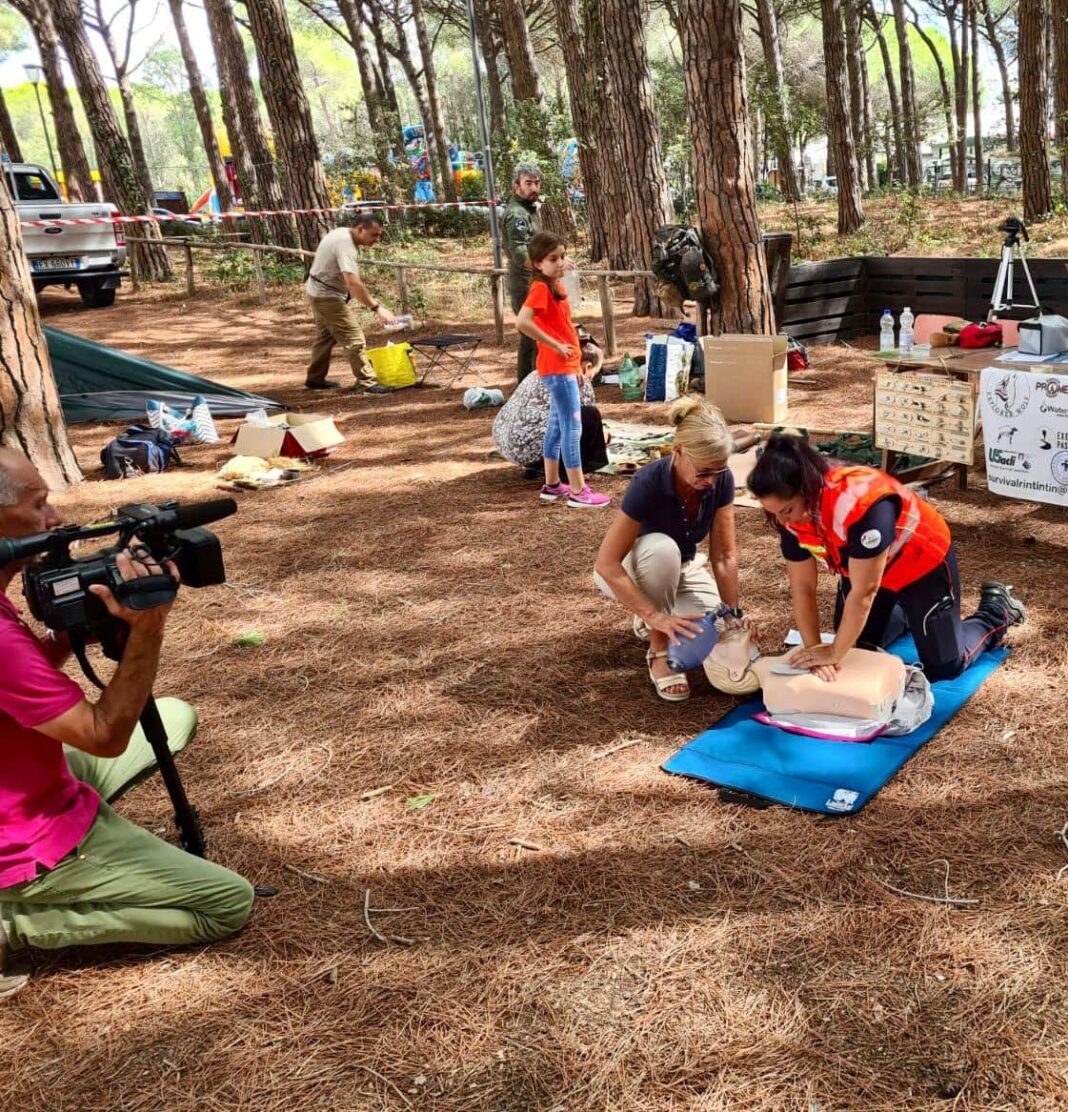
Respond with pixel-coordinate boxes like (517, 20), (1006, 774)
(542, 373), (582, 472)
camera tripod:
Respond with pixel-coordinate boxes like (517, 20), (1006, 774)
(988, 217), (1041, 319)
(73, 631), (206, 856)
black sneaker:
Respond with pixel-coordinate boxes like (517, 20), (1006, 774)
(305, 380), (341, 390)
(980, 581), (1027, 626)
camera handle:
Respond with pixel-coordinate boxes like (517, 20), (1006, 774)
(70, 635), (206, 857)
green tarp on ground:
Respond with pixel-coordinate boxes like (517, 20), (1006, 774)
(45, 326), (282, 424)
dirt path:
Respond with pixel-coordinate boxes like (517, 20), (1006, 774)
(3, 286), (1067, 1111)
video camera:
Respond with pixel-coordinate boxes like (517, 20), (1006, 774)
(998, 217), (1028, 247)
(0, 498), (237, 857)
(0, 498), (237, 656)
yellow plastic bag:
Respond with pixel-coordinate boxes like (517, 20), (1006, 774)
(367, 342), (417, 389)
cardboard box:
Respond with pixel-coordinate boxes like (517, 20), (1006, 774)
(701, 334), (788, 423)
(232, 412), (345, 460)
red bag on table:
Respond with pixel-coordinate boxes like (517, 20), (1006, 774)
(959, 321), (1003, 349)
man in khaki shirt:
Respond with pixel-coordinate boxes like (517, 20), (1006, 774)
(304, 212), (398, 391)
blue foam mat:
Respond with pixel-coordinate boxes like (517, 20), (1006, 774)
(662, 638), (1009, 815)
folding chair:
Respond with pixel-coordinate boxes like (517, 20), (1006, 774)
(410, 334), (485, 388)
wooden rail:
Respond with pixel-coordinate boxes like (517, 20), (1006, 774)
(127, 234), (657, 354)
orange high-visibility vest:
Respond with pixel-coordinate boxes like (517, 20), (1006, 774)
(783, 466), (951, 591)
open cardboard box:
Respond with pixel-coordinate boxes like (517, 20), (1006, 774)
(232, 412), (345, 460)
(702, 334), (789, 424)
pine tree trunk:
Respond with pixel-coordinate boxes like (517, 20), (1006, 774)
(411, 0), (457, 200)
(909, 3), (956, 184)
(1019, 0), (1054, 219)
(14, 1), (93, 203)
(1055, 0), (1068, 204)
(389, 24), (448, 201)
(0, 179), (82, 488)
(969, 0), (983, 190)
(867, 4), (905, 185)
(843, 0), (869, 191)
(980, 0), (1016, 152)
(50, 0), (171, 280)
(498, 0), (540, 102)
(367, 5), (402, 129)
(167, 0), (232, 215)
(823, 0), (865, 232)
(337, 0), (394, 189)
(91, 1), (155, 206)
(680, 0), (773, 334)
(552, 0), (612, 260)
(890, 0), (923, 187)
(204, 0), (295, 246)
(243, 0), (333, 254)
(0, 89), (21, 163)
(600, 0), (675, 314)
(756, 0), (801, 201)
(472, 0), (506, 135)
(954, 1), (970, 191)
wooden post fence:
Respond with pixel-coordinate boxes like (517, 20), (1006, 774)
(127, 236), (664, 354)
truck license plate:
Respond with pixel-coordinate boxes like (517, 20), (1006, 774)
(31, 257), (79, 272)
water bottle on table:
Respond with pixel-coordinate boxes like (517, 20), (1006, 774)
(899, 306), (914, 356)
(879, 309), (895, 353)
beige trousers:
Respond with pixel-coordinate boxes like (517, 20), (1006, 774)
(306, 295), (376, 387)
(594, 532), (722, 638)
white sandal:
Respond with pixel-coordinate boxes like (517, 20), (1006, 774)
(646, 650), (690, 702)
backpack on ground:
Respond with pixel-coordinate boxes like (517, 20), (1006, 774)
(101, 425), (181, 480)
(652, 225), (720, 306)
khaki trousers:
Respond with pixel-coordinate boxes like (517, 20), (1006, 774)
(306, 295), (377, 387)
(0, 698), (254, 953)
(594, 533), (722, 639)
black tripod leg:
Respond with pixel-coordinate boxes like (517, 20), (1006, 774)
(139, 695), (206, 857)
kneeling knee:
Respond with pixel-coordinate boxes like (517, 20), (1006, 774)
(924, 657), (965, 682)
(208, 874), (255, 940)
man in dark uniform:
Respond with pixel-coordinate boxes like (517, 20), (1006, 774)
(500, 162), (543, 383)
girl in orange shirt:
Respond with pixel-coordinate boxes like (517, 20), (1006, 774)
(516, 232), (611, 509)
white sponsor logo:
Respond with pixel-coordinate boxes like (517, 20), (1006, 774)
(825, 788), (860, 813)
(860, 529), (882, 550)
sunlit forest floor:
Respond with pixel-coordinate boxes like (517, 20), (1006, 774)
(3, 238), (1067, 1110)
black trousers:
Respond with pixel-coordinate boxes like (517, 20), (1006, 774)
(520, 406), (609, 476)
(834, 545), (1009, 681)
(510, 285), (538, 383)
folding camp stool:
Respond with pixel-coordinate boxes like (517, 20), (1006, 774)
(410, 334), (485, 388)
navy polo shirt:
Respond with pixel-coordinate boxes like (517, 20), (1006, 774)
(620, 455), (735, 562)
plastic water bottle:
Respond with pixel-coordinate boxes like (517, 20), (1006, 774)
(899, 306), (915, 356)
(667, 606), (732, 673)
(879, 309), (895, 353)
(561, 269), (581, 304)
(383, 313), (413, 333)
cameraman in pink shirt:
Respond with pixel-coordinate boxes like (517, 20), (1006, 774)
(0, 449), (252, 1001)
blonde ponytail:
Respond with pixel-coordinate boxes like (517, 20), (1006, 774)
(667, 396), (733, 464)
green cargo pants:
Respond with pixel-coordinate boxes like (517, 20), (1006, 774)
(305, 295), (377, 388)
(0, 698), (254, 953)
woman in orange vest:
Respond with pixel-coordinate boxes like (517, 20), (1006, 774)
(748, 435), (1025, 682)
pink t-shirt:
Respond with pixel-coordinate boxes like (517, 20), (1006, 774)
(0, 594), (99, 889)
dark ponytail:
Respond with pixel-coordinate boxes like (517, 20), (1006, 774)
(748, 434), (830, 511)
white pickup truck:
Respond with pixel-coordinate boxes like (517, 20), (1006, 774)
(3, 161), (127, 308)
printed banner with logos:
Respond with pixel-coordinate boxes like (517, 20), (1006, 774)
(979, 368), (1068, 505)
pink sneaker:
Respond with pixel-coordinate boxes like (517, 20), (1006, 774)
(539, 482), (571, 502)
(567, 485), (612, 509)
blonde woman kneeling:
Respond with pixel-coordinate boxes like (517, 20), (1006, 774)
(593, 398), (748, 702)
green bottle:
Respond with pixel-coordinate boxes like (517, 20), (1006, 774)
(619, 353), (642, 402)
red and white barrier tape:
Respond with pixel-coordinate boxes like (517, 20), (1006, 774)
(19, 198), (495, 230)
